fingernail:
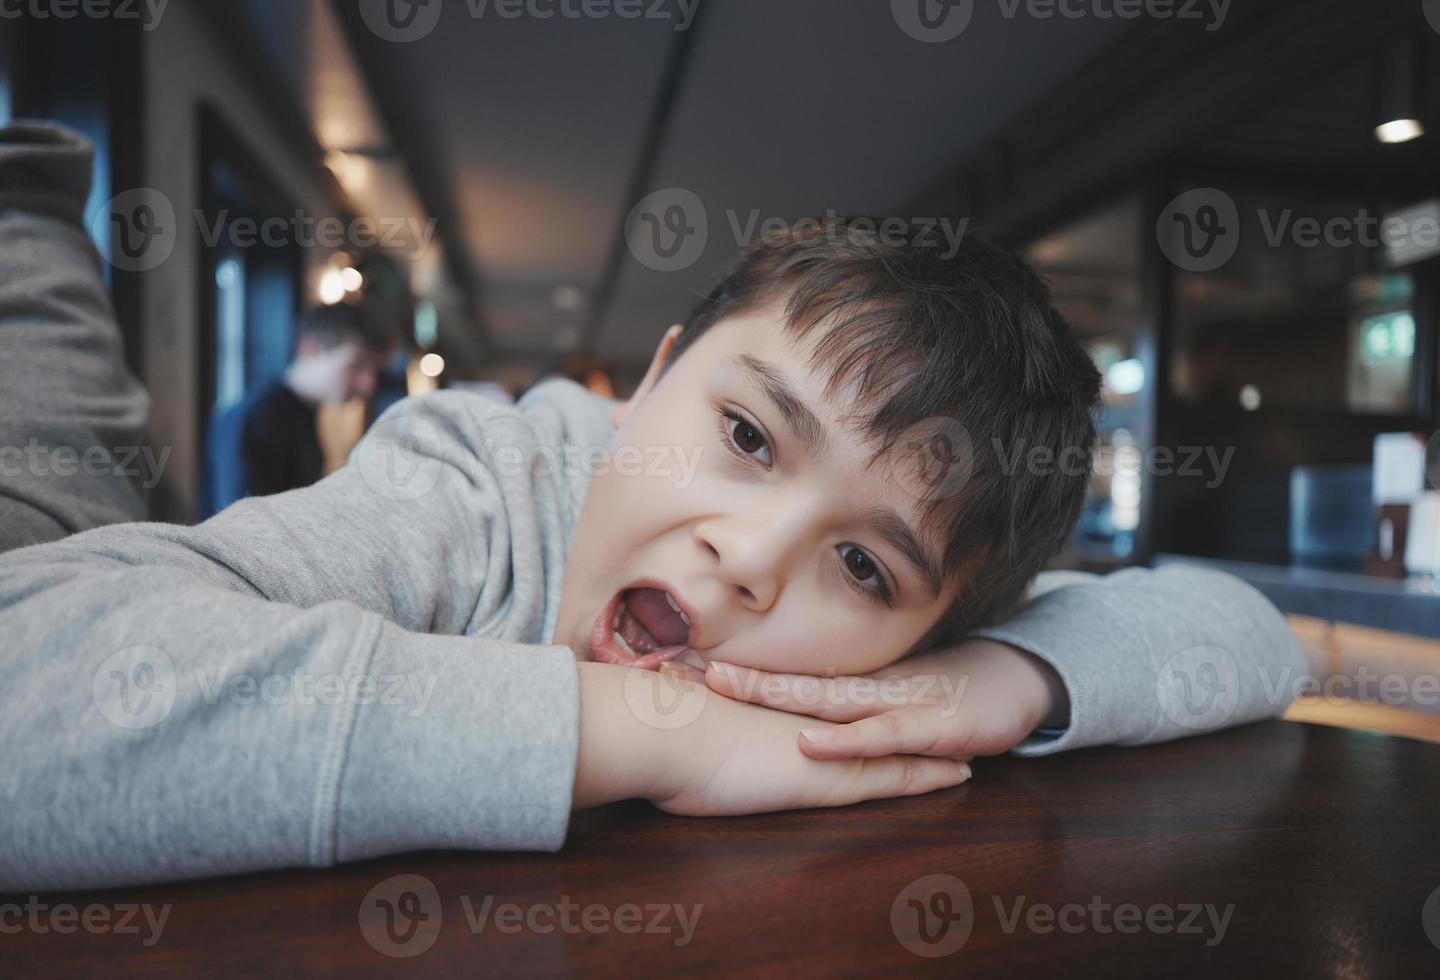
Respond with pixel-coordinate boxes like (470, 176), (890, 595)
(959, 763), (973, 781)
(709, 661), (738, 679)
(800, 727), (831, 743)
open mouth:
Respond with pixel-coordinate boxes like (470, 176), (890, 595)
(590, 583), (693, 670)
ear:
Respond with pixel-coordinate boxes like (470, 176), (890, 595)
(612, 324), (683, 428)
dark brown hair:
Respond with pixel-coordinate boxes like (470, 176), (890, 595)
(665, 219), (1102, 639)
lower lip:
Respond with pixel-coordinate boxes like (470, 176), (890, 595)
(589, 589), (691, 670)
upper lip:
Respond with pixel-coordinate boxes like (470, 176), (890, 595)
(620, 578), (701, 648)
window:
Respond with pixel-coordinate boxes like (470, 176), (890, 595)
(1026, 197), (1147, 561)
(197, 107), (303, 518)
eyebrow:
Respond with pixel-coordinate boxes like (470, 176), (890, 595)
(734, 354), (829, 459)
(733, 354), (944, 601)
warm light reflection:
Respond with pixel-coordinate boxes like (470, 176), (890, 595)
(324, 151), (370, 189)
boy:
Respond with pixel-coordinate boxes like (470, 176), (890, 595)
(0, 123), (1305, 888)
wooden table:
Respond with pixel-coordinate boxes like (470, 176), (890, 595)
(5, 721), (1439, 977)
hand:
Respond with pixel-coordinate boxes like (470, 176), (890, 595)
(697, 638), (1069, 761)
(573, 662), (972, 816)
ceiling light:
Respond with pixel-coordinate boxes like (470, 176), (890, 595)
(1377, 119), (1425, 144)
(551, 285), (585, 312)
(419, 353), (446, 378)
(319, 269), (347, 305)
(1377, 35), (1426, 145)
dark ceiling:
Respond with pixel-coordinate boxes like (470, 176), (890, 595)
(331, 0), (1131, 371)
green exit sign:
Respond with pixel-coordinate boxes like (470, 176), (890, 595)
(1361, 312), (1416, 364)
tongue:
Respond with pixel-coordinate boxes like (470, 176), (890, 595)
(624, 588), (690, 647)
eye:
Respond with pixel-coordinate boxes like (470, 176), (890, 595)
(717, 408), (773, 466)
(838, 544), (892, 606)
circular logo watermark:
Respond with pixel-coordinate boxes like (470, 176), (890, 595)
(1423, 885), (1440, 950)
(356, 415), (445, 501)
(1156, 188), (1240, 273)
(359, 874), (443, 958)
(890, 0), (973, 43)
(359, 0), (444, 42)
(890, 417), (976, 504)
(891, 874), (973, 957)
(1425, 0), (1440, 37)
(625, 187), (708, 272)
(92, 645), (177, 730)
(91, 188), (177, 272)
(1156, 644), (1241, 731)
(622, 665), (708, 730)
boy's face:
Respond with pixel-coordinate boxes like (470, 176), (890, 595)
(552, 302), (970, 678)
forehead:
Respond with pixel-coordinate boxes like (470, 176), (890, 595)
(686, 305), (928, 491)
(692, 303), (862, 414)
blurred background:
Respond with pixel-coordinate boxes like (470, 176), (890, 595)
(6, 0), (1440, 735)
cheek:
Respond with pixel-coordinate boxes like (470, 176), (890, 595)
(723, 603), (920, 677)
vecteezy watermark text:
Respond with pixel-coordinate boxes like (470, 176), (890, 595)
(0, 897), (171, 947)
(358, 0), (698, 43)
(625, 192), (969, 272)
(194, 211), (437, 257)
(0, 0), (168, 30)
(1158, 188), (1440, 273)
(889, 0), (1229, 44)
(992, 894), (1233, 946)
(891, 874), (1233, 958)
(92, 646), (439, 731)
(93, 187), (439, 273)
(461, 895), (703, 945)
(0, 441), (170, 490)
(358, 874), (703, 958)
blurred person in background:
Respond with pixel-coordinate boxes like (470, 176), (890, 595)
(204, 304), (390, 514)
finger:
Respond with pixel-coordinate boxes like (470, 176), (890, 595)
(832, 755), (972, 806)
(704, 662), (887, 722)
(800, 707), (972, 760)
(659, 661), (707, 685)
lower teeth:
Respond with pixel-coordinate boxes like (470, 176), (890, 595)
(613, 630), (636, 656)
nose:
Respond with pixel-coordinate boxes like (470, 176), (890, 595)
(694, 497), (813, 612)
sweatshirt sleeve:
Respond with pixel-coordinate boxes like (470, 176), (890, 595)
(0, 121), (150, 551)
(964, 564), (1308, 756)
(0, 392), (581, 889)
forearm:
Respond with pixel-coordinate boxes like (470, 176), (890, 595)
(0, 545), (581, 888)
(966, 564), (1306, 755)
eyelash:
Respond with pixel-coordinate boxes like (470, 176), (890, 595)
(714, 407), (894, 607)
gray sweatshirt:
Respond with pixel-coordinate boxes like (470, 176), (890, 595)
(0, 124), (1308, 890)
(0, 122), (150, 549)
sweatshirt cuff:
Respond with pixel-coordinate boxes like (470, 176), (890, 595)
(0, 121), (95, 223)
(967, 602), (1115, 757)
(331, 624), (580, 863)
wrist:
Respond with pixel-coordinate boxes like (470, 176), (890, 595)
(572, 662), (688, 808)
(962, 637), (1070, 731)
